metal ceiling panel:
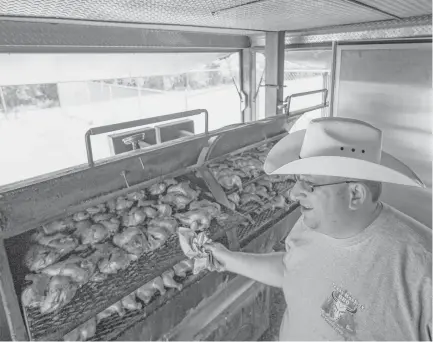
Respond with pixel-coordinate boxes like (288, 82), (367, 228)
(251, 15), (432, 47)
(356, 0), (432, 18)
(0, 0), (389, 31)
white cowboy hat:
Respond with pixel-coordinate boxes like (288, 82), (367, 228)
(264, 117), (425, 188)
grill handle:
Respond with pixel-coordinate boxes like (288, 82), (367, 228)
(85, 109), (209, 167)
(281, 88), (328, 115)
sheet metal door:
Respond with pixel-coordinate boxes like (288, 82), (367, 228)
(334, 42), (432, 228)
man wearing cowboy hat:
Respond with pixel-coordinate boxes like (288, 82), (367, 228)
(204, 117), (432, 341)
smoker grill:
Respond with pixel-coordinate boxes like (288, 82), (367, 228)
(0, 109), (301, 341)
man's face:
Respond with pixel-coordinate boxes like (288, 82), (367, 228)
(290, 174), (350, 231)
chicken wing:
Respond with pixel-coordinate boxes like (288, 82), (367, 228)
(40, 275), (79, 314)
(161, 269), (182, 291)
(116, 196), (134, 212)
(113, 227), (150, 256)
(42, 218), (75, 235)
(256, 179), (273, 192)
(146, 225), (172, 250)
(255, 185), (272, 199)
(135, 276), (166, 304)
(25, 245), (63, 272)
(174, 210), (211, 231)
(121, 293), (142, 311)
(164, 178), (178, 186)
(137, 199), (157, 208)
(91, 213), (113, 223)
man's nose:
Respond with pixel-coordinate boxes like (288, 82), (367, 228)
(290, 181), (307, 201)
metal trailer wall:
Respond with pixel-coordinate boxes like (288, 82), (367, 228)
(334, 41), (432, 228)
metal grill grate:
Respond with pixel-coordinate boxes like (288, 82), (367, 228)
(17, 172), (240, 341)
(0, 0), (394, 32)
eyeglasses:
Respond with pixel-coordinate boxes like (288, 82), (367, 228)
(294, 175), (355, 193)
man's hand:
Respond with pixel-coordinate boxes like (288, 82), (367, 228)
(203, 242), (230, 268)
(203, 242), (286, 288)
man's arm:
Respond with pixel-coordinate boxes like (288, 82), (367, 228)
(205, 243), (286, 288)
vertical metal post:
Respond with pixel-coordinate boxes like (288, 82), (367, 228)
(322, 73), (330, 117)
(0, 87), (7, 113)
(329, 41), (338, 117)
(264, 31), (285, 117)
(250, 51), (257, 122)
(240, 49), (253, 123)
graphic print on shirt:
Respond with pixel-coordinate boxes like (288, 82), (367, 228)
(321, 283), (365, 341)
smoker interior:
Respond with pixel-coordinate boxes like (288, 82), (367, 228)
(1, 116), (299, 341)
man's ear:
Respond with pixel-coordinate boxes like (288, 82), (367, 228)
(348, 183), (368, 210)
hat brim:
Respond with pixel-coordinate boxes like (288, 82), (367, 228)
(264, 130), (425, 188)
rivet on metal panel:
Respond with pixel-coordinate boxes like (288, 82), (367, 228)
(120, 170), (130, 188)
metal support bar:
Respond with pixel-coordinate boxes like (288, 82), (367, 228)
(283, 89), (328, 115)
(264, 31), (285, 117)
(339, 0), (402, 20)
(329, 41), (338, 117)
(85, 109), (208, 167)
(240, 49), (253, 122)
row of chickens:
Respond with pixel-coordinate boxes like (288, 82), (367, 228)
(63, 259), (194, 341)
(22, 177), (225, 317)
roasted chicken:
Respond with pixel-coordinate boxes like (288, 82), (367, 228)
(96, 301), (125, 323)
(173, 259), (194, 278)
(121, 293), (142, 311)
(21, 273), (51, 308)
(152, 204), (172, 217)
(25, 245), (62, 272)
(137, 199), (157, 208)
(146, 225), (172, 250)
(122, 207), (147, 227)
(77, 223), (109, 246)
(32, 232), (78, 256)
(40, 275), (79, 314)
(256, 179), (273, 192)
(189, 200), (221, 218)
(99, 217), (121, 236)
(141, 206), (158, 219)
(42, 219), (75, 235)
(218, 174), (243, 191)
(135, 276), (166, 304)
(73, 212), (90, 222)
(41, 256), (92, 284)
(91, 213), (113, 223)
(147, 218), (178, 234)
(164, 178), (178, 186)
(98, 246), (135, 274)
(116, 197), (134, 212)
(255, 185), (272, 199)
(167, 182), (200, 200)
(240, 193), (265, 206)
(175, 210), (211, 231)
(227, 192), (241, 206)
(126, 191), (146, 201)
(149, 182), (167, 196)
(113, 227), (150, 256)
(159, 193), (192, 210)
(261, 195), (288, 211)
(161, 269), (182, 291)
